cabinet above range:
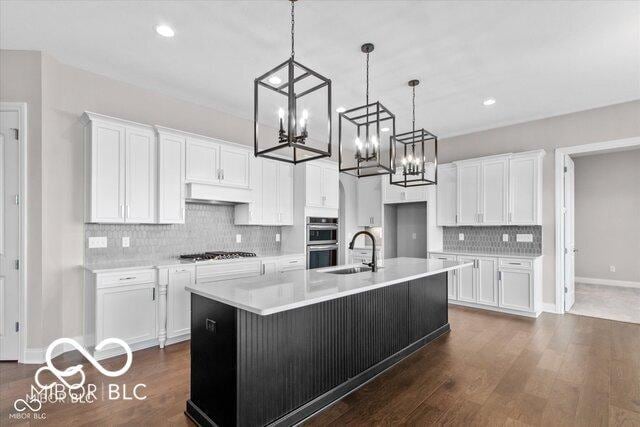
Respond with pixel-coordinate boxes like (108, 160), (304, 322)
(436, 150), (544, 227)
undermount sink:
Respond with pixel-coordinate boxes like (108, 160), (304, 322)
(324, 266), (373, 275)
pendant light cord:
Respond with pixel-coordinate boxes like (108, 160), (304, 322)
(411, 85), (416, 156)
(365, 52), (370, 106)
(290, 0), (295, 59)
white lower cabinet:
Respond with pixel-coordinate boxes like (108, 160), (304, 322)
(164, 265), (195, 344)
(429, 252), (542, 317)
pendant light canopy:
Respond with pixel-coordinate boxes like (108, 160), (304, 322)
(254, 0), (332, 164)
(390, 79), (438, 187)
(339, 43), (396, 178)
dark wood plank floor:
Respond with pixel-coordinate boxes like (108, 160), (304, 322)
(1, 306), (639, 426)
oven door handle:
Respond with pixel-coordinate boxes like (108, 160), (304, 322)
(307, 245), (339, 251)
(308, 224), (339, 230)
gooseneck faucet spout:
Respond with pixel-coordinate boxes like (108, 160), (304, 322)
(348, 231), (378, 272)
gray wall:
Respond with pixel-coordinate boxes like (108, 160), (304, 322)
(396, 203), (427, 258)
(383, 205), (398, 258)
(85, 204), (281, 267)
(441, 100), (640, 306)
(574, 149), (640, 283)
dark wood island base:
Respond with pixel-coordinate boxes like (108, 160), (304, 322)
(186, 273), (449, 427)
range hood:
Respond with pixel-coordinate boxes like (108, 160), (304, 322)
(186, 183), (252, 205)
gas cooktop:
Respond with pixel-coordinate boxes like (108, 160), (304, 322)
(179, 251), (257, 262)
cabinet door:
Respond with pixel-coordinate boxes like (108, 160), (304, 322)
(91, 121), (125, 223)
(457, 257), (476, 302)
(277, 163), (294, 225)
(125, 127), (156, 223)
(96, 283), (157, 347)
(477, 257), (499, 306)
(436, 164), (457, 226)
(499, 269), (533, 311)
(157, 134), (185, 224)
(509, 155), (539, 225)
(357, 176), (382, 226)
(185, 138), (219, 184)
(430, 254), (457, 300)
(219, 145), (250, 188)
(481, 157), (508, 225)
(383, 172), (405, 204)
(261, 160), (279, 224)
(262, 260), (278, 275)
(305, 162), (324, 207)
(322, 164), (339, 208)
(457, 161), (481, 225)
(167, 267), (193, 339)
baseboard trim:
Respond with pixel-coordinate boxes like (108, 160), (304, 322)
(575, 276), (640, 289)
(448, 299), (540, 318)
(21, 335), (85, 364)
(542, 303), (560, 314)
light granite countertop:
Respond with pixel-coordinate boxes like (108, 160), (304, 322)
(429, 250), (542, 259)
(186, 257), (473, 316)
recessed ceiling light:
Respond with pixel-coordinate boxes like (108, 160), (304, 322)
(155, 25), (175, 38)
(381, 127), (390, 132)
(483, 97), (496, 106)
(268, 76), (282, 85)
(336, 106), (346, 113)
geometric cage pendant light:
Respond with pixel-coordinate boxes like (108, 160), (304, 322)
(254, 0), (332, 164)
(338, 43), (396, 178)
(390, 79), (438, 187)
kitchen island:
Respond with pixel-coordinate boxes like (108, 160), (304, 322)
(185, 257), (472, 427)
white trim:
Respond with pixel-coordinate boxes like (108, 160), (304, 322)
(575, 277), (640, 289)
(542, 302), (560, 314)
(0, 102), (28, 363)
(448, 299), (541, 318)
(21, 335), (85, 364)
(555, 136), (640, 315)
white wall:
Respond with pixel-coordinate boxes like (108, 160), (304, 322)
(573, 149), (640, 283)
(441, 100), (640, 306)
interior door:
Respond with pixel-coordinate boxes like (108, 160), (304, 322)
(0, 112), (20, 360)
(564, 155), (576, 311)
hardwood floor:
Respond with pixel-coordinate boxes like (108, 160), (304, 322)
(1, 306), (639, 426)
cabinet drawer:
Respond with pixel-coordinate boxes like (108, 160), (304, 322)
(499, 258), (533, 270)
(97, 269), (157, 288)
(197, 260), (261, 283)
(279, 256), (305, 272)
(430, 254), (457, 261)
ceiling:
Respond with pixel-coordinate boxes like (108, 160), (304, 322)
(1, 0), (639, 137)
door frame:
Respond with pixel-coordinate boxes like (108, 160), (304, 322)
(554, 136), (640, 314)
(0, 102), (28, 362)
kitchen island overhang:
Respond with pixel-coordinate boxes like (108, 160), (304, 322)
(185, 257), (473, 427)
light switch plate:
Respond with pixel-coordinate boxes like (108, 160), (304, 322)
(610, 265), (616, 272)
(502, 234), (509, 242)
(458, 233), (464, 241)
(122, 237), (130, 248)
(88, 236), (107, 248)
(412, 233), (417, 240)
(236, 234), (242, 243)
(516, 234), (533, 242)
(275, 233), (281, 242)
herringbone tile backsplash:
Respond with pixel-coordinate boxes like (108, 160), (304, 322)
(443, 226), (542, 256)
(85, 203), (282, 265)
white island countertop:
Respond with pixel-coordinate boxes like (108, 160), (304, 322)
(186, 257), (473, 316)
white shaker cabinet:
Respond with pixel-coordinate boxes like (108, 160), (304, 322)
(185, 136), (250, 189)
(456, 161), (482, 225)
(477, 257), (499, 306)
(164, 265), (194, 344)
(509, 151), (544, 225)
(83, 112), (156, 224)
(436, 163), (457, 226)
(480, 156), (509, 225)
(261, 159), (294, 225)
(305, 160), (339, 210)
(357, 176), (382, 227)
(457, 256), (476, 302)
(278, 162), (294, 225)
(429, 253), (458, 300)
(499, 268), (534, 311)
(234, 155), (263, 225)
(219, 145), (250, 188)
(156, 129), (185, 224)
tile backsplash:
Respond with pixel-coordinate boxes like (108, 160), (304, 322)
(85, 203), (282, 265)
(443, 226), (542, 256)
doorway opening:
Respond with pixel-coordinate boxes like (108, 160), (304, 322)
(555, 137), (640, 323)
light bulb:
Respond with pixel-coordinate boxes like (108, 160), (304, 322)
(355, 137), (363, 149)
(278, 108), (285, 119)
(371, 135), (378, 147)
(302, 109), (309, 120)
(401, 158), (407, 165)
(268, 75), (282, 85)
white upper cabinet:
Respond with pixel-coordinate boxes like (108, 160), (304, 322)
(456, 160), (482, 225)
(125, 127), (156, 223)
(509, 151), (544, 225)
(357, 176), (382, 227)
(156, 129), (185, 224)
(83, 113), (156, 224)
(305, 161), (338, 210)
(480, 156), (509, 225)
(185, 136), (250, 189)
(260, 159), (294, 226)
(382, 170), (430, 205)
(436, 163), (457, 226)
(278, 162), (294, 225)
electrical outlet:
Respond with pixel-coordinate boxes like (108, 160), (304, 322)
(458, 233), (464, 241)
(236, 234), (242, 243)
(412, 233), (417, 240)
(516, 234), (533, 242)
(502, 234), (509, 242)
(610, 265), (616, 273)
(88, 236), (107, 248)
(275, 233), (281, 242)
(122, 237), (130, 248)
